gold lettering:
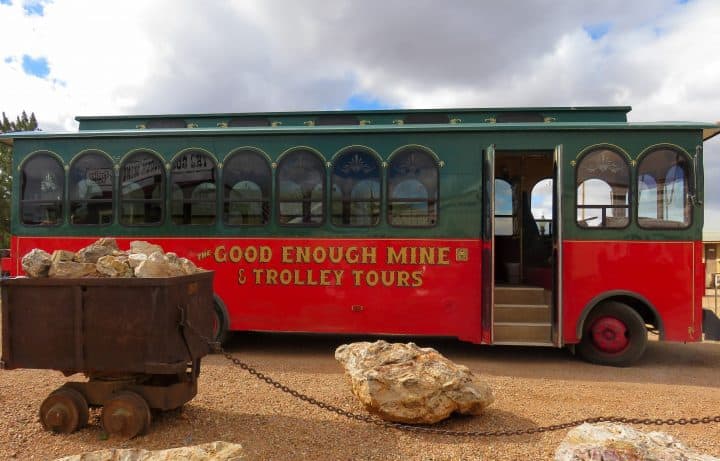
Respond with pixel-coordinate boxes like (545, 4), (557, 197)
(352, 270), (363, 286)
(260, 246), (272, 263)
(329, 247), (343, 264)
(409, 247), (418, 264)
(333, 270), (344, 285)
(387, 247), (406, 264)
(438, 247), (450, 265)
(313, 247), (327, 264)
(411, 271), (423, 287)
(346, 247), (359, 264)
(279, 269), (293, 285)
(366, 270), (379, 287)
(266, 269), (278, 285)
(419, 247), (435, 265)
(296, 247), (310, 263)
(252, 268), (263, 284)
(229, 246), (242, 263)
(320, 269), (332, 286)
(361, 247), (377, 264)
(244, 246), (258, 263)
(307, 269), (318, 286)
(381, 270), (396, 287)
(214, 245), (227, 263)
(397, 271), (410, 287)
(238, 268), (247, 285)
(282, 247), (293, 263)
(293, 269), (305, 286)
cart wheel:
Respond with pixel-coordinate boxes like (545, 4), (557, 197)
(101, 391), (152, 438)
(39, 387), (89, 434)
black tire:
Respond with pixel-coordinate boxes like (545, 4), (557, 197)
(212, 297), (229, 347)
(577, 301), (648, 367)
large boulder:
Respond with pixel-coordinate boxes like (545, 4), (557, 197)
(96, 254), (133, 278)
(555, 423), (718, 461)
(129, 240), (164, 256)
(74, 238), (120, 263)
(335, 340), (494, 424)
(49, 260), (98, 278)
(134, 251), (185, 278)
(54, 441), (245, 461)
(21, 248), (52, 277)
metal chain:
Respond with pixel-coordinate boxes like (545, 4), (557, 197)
(215, 347), (720, 437)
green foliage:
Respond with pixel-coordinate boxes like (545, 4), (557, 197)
(0, 111), (39, 247)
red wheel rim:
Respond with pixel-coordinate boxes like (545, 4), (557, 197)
(590, 316), (629, 353)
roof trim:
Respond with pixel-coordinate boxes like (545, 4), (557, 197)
(703, 123), (720, 141)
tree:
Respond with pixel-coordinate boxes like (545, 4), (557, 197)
(0, 111), (39, 248)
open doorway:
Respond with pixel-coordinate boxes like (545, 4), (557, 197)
(494, 151), (554, 288)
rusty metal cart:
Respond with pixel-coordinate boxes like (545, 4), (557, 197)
(1, 272), (214, 438)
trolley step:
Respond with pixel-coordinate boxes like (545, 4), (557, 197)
(493, 322), (552, 343)
(494, 304), (551, 323)
(494, 286), (548, 305)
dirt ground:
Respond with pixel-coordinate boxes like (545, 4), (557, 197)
(1, 332), (719, 460)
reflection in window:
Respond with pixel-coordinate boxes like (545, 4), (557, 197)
(278, 149), (325, 225)
(170, 150), (217, 225)
(21, 152), (64, 226)
(120, 151), (164, 225)
(638, 148), (690, 228)
(69, 151), (113, 225)
(388, 148), (438, 226)
(531, 178), (553, 236)
(576, 148), (629, 228)
(494, 179), (514, 236)
(223, 150), (270, 226)
(331, 150), (380, 226)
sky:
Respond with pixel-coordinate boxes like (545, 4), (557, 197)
(1, 0), (719, 230)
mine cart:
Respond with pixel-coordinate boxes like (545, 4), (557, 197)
(1, 272), (215, 438)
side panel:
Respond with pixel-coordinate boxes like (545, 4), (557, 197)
(562, 240), (701, 343)
(10, 236), (485, 343)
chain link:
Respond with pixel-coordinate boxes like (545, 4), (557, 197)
(214, 347), (720, 437)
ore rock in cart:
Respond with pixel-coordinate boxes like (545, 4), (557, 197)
(0, 271), (215, 438)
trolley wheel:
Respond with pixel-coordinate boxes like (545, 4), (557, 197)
(101, 391), (152, 438)
(39, 387), (89, 434)
(577, 301), (648, 367)
(212, 297), (229, 346)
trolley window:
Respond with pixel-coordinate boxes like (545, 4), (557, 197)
(69, 151), (113, 226)
(638, 148), (691, 228)
(171, 150), (217, 225)
(388, 147), (439, 227)
(278, 149), (325, 225)
(223, 149), (271, 226)
(576, 148), (629, 228)
(120, 151), (165, 226)
(20, 152), (64, 226)
(331, 149), (381, 227)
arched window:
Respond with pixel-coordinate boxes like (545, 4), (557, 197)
(20, 152), (64, 226)
(223, 149), (271, 226)
(69, 151), (113, 225)
(120, 151), (165, 225)
(637, 148), (690, 228)
(170, 150), (217, 225)
(494, 179), (514, 236)
(531, 178), (553, 236)
(576, 148), (629, 228)
(277, 149), (325, 225)
(388, 147), (438, 226)
(331, 149), (381, 226)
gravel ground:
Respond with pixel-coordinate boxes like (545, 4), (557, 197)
(1, 331), (720, 460)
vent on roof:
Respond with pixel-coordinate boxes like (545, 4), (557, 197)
(403, 113), (451, 124)
(495, 112), (545, 123)
(228, 117), (271, 127)
(145, 118), (187, 129)
(315, 114), (359, 126)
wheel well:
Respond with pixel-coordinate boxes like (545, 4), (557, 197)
(576, 292), (664, 340)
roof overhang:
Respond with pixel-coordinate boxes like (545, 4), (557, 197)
(703, 123), (720, 141)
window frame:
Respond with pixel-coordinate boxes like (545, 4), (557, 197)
(635, 145), (693, 230)
(19, 151), (65, 227)
(386, 145), (440, 228)
(330, 146), (382, 228)
(169, 148), (218, 226)
(574, 145), (631, 230)
(119, 149), (166, 227)
(222, 147), (272, 227)
(68, 150), (115, 227)
(276, 147), (327, 227)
